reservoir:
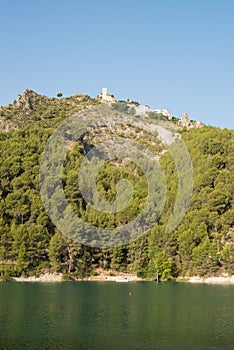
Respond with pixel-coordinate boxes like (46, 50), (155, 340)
(0, 282), (233, 349)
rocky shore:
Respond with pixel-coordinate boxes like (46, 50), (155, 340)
(13, 273), (63, 282)
(12, 269), (142, 283)
(10, 271), (234, 284)
(177, 275), (234, 285)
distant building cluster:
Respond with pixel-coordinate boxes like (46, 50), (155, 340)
(97, 88), (204, 128)
(153, 109), (173, 120)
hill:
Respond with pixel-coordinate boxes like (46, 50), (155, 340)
(0, 90), (233, 281)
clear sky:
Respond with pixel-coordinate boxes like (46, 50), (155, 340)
(1, 0), (233, 129)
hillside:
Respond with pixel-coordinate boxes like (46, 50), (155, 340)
(0, 89), (98, 132)
(0, 90), (233, 281)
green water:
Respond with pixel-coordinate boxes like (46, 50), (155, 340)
(0, 282), (233, 350)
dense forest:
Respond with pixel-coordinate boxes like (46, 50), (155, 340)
(0, 91), (233, 280)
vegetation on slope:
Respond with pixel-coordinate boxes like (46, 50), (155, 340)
(0, 91), (233, 280)
(0, 89), (98, 131)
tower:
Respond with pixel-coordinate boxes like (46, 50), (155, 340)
(102, 88), (108, 99)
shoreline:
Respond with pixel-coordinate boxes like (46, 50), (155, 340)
(178, 275), (234, 285)
(13, 273), (63, 283)
(11, 271), (143, 283)
(8, 272), (234, 284)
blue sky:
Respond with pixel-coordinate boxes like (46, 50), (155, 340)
(0, 0), (233, 129)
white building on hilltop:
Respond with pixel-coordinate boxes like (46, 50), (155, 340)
(98, 88), (116, 103)
(153, 109), (173, 120)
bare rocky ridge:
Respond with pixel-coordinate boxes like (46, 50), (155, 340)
(15, 88), (48, 109)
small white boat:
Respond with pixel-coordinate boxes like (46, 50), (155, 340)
(115, 277), (129, 282)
